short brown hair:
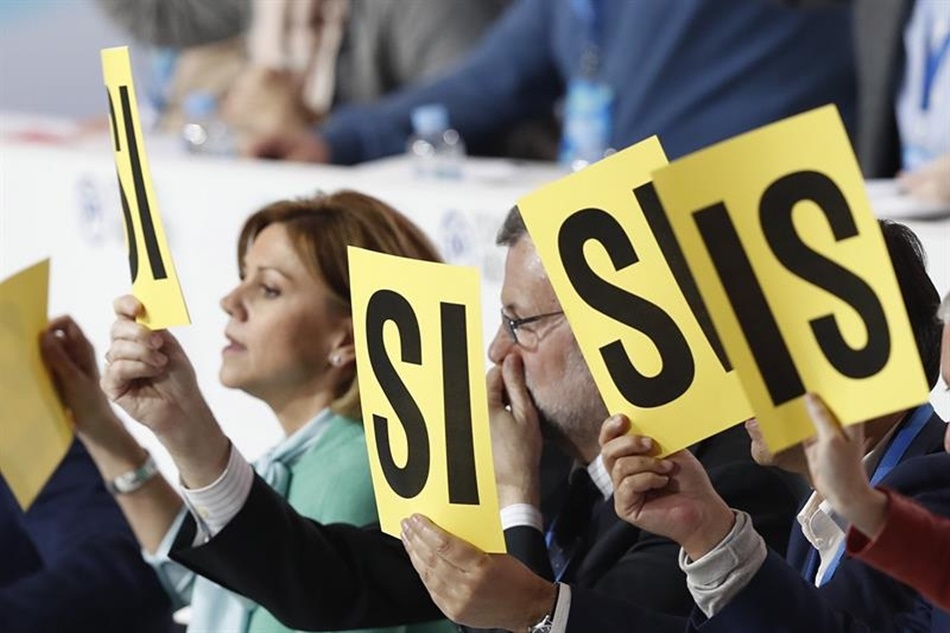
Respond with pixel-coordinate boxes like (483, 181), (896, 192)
(237, 190), (443, 419)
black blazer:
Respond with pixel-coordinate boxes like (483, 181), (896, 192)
(505, 424), (807, 633)
(171, 425), (805, 632)
(1, 440), (173, 633)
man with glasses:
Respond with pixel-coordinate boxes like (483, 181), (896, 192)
(104, 207), (805, 632)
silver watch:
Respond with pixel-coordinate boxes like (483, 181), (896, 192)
(527, 584), (559, 633)
(527, 614), (554, 633)
(107, 452), (159, 494)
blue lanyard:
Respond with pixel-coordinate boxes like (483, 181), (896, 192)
(816, 404), (934, 585)
(920, 6), (950, 111)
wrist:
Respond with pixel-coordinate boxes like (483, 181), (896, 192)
(78, 423), (149, 481)
(171, 431), (231, 490)
(517, 581), (559, 631)
(682, 501), (736, 561)
(497, 481), (540, 508)
(155, 411), (230, 489)
(841, 486), (888, 539)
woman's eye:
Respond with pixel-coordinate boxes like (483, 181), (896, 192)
(261, 284), (280, 298)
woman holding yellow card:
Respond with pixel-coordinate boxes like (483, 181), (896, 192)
(41, 191), (454, 633)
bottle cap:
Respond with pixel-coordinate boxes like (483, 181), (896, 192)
(411, 103), (450, 135)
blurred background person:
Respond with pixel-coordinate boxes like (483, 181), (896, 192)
(2, 333), (173, 633)
(42, 192), (454, 633)
(90, 0), (559, 157)
(808, 0), (950, 203)
(244, 0), (857, 167)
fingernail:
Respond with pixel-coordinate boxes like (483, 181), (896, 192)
(150, 334), (163, 349)
(641, 437), (653, 450)
(660, 459), (673, 472)
(155, 353), (168, 366)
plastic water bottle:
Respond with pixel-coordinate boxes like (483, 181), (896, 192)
(407, 104), (465, 179)
(181, 91), (235, 156)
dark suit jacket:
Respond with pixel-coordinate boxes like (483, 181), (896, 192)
(794, 0), (915, 177)
(686, 409), (949, 633)
(171, 425), (804, 632)
(850, 0), (915, 178)
(0, 440), (173, 633)
(504, 424), (806, 633)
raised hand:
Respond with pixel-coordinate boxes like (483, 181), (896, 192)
(898, 154), (950, 205)
(487, 354), (542, 508)
(101, 295), (228, 488)
(40, 315), (117, 439)
(245, 129), (330, 163)
(600, 414), (734, 560)
(401, 514), (556, 630)
(802, 393), (887, 538)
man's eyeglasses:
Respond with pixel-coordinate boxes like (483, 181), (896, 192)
(500, 309), (565, 347)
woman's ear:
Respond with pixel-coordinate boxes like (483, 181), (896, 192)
(328, 318), (355, 368)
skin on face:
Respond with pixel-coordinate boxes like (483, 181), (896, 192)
(487, 237), (606, 460)
(218, 223), (348, 410)
(745, 418), (810, 475)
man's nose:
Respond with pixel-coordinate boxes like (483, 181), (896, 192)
(488, 323), (514, 365)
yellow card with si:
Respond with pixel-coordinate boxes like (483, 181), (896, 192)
(0, 260), (73, 510)
(653, 105), (929, 452)
(349, 247), (504, 552)
(102, 46), (190, 329)
(517, 137), (752, 456)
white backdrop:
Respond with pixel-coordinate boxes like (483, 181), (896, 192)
(1, 138), (947, 480)
(0, 139), (562, 476)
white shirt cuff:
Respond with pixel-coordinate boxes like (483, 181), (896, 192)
(180, 445), (254, 542)
(679, 510), (767, 617)
(549, 583), (572, 633)
(500, 503), (544, 531)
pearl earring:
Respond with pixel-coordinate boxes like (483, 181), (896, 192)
(331, 355), (341, 366)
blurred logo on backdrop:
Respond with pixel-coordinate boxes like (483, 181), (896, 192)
(75, 173), (177, 251)
(439, 208), (504, 284)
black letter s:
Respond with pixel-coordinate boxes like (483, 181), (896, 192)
(366, 290), (430, 498)
(761, 171), (890, 378)
(559, 208), (694, 408)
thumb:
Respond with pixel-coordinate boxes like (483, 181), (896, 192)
(804, 392), (841, 441)
(599, 414), (630, 448)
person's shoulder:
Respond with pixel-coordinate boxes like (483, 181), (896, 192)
(882, 452), (950, 494)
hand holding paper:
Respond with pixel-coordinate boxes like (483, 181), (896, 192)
(0, 260), (71, 509)
(101, 295), (227, 488)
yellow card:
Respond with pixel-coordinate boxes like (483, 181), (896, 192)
(653, 105), (929, 452)
(517, 137), (752, 456)
(102, 46), (190, 329)
(0, 260), (72, 509)
(349, 247), (504, 552)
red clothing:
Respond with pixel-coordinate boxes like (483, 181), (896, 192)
(847, 488), (950, 611)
